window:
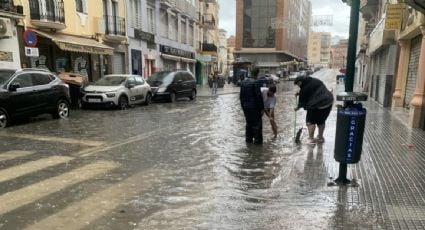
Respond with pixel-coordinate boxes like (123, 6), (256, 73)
(12, 74), (33, 88)
(135, 76), (144, 85)
(32, 73), (53, 85)
(75, 0), (84, 13)
(126, 77), (136, 85)
(242, 0), (276, 48)
(147, 6), (155, 33)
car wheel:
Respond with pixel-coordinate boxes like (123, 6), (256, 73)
(169, 92), (176, 103)
(118, 96), (128, 110)
(189, 89), (196, 100)
(52, 99), (70, 119)
(144, 93), (152, 105)
(0, 108), (9, 128)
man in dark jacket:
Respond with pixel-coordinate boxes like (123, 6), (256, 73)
(294, 76), (334, 145)
(240, 67), (265, 144)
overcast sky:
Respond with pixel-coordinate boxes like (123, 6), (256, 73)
(218, 0), (351, 38)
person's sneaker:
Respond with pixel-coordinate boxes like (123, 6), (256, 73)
(307, 138), (317, 145)
(316, 137), (325, 143)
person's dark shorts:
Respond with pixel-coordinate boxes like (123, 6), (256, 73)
(306, 105), (332, 125)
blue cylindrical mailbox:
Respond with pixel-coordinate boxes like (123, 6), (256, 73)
(334, 103), (366, 164)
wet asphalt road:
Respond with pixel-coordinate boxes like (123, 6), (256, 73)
(0, 69), (352, 229)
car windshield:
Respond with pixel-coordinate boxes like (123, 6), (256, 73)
(0, 70), (15, 85)
(147, 72), (173, 85)
(94, 76), (127, 86)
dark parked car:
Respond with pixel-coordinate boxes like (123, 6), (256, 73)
(0, 68), (71, 128)
(147, 70), (197, 102)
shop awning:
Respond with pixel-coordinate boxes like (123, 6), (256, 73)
(161, 54), (181, 61)
(34, 30), (114, 55)
(180, 57), (196, 63)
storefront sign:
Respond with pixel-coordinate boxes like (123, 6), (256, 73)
(160, 45), (194, 59)
(57, 42), (113, 55)
(134, 29), (155, 43)
(23, 30), (38, 47)
(385, 4), (404, 30)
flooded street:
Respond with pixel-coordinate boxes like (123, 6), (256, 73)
(0, 70), (383, 229)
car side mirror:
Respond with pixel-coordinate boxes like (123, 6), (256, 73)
(9, 82), (20, 92)
(127, 83), (135, 88)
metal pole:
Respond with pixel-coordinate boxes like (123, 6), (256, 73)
(344, 0), (360, 92)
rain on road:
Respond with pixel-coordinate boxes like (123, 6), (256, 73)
(0, 69), (378, 229)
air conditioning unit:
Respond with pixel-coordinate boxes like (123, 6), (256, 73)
(0, 17), (13, 38)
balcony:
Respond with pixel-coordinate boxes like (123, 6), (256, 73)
(368, 17), (397, 54)
(403, 0), (425, 14)
(202, 43), (217, 52)
(104, 15), (126, 42)
(29, 0), (66, 30)
(360, 0), (379, 20)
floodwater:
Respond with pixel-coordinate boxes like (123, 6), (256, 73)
(0, 69), (382, 229)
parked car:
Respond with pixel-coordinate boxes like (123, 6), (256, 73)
(147, 70), (197, 102)
(81, 74), (152, 109)
(265, 74), (280, 84)
(288, 72), (299, 81)
(0, 68), (71, 128)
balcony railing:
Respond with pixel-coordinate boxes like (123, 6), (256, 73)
(104, 15), (126, 36)
(29, 0), (65, 24)
(0, 0), (13, 12)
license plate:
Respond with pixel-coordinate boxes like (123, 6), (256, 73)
(88, 98), (101, 103)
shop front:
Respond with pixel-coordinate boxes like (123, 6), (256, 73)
(25, 30), (114, 82)
(158, 45), (196, 73)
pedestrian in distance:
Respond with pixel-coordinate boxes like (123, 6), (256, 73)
(240, 67), (265, 144)
(212, 72), (219, 95)
(293, 76), (334, 145)
(261, 84), (278, 138)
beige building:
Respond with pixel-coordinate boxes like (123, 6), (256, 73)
(307, 31), (331, 67)
(227, 35), (236, 74)
(18, 0), (127, 81)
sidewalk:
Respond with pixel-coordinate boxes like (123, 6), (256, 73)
(196, 83), (240, 97)
(300, 74), (425, 229)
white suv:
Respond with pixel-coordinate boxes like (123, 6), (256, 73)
(81, 75), (152, 109)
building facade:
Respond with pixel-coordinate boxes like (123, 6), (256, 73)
(17, 0), (128, 81)
(330, 39), (348, 69)
(218, 29), (227, 74)
(126, 0), (199, 79)
(195, 0), (219, 84)
(226, 35), (236, 75)
(358, 0), (425, 130)
(234, 0), (311, 74)
(307, 32), (332, 67)
(0, 1), (23, 69)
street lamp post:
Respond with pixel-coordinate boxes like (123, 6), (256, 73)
(343, 0), (360, 92)
(331, 0), (367, 185)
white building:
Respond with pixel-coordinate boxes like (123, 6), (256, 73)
(0, 3), (24, 69)
(126, 0), (200, 78)
(218, 29), (227, 74)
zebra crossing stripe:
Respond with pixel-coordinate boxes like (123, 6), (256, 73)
(0, 160), (120, 216)
(0, 156), (73, 183)
(0, 133), (105, 147)
(25, 170), (162, 230)
(0, 150), (34, 162)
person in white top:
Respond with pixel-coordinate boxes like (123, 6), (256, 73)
(261, 85), (278, 138)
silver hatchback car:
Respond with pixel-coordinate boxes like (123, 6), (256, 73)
(81, 75), (152, 109)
